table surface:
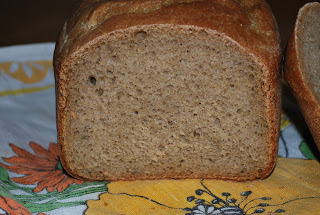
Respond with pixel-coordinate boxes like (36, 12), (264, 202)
(0, 0), (318, 47)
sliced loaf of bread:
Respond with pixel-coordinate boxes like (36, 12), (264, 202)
(284, 2), (320, 151)
(54, 0), (282, 181)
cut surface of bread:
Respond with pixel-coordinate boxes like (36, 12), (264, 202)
(296, 3), (320, 99)
(54, 0), (281, 181)
(285, 2), (320, 151)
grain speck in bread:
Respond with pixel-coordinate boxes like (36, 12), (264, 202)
(284, 2), (320, 151)
(54, 0), (282, 181)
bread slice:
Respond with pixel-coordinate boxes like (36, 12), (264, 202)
(284, 2), (320, 151)
(54, 0), (281, 181)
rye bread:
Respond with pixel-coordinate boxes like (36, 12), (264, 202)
(54, 0), (282, 181)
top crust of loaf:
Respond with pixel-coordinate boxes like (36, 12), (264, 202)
(54, 0), (282, 181)
(55, 0), (281, 72)
(285, 2), (320, 150)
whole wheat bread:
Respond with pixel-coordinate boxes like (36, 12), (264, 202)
(54, 0), (282, 181)
(284, 2), (320, 151)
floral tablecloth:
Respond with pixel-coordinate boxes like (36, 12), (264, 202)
(0, 43), (319, 215)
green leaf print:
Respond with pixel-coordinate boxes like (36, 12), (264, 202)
(299, 141), (316, 159)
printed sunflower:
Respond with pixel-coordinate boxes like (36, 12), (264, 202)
(0, 142), (84, 192)
(0, 195), (31, 215)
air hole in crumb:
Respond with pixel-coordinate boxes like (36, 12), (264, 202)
(193, 130), (200, 137)
(135, 31), (147, 40)
(116, 92), (124, 100)
(134, 110), (139, 114)
(248, 65), (255, 71)
(89, 76), (96, 85)
(136, 89), (142, 95)
(179, 135), (186, 141)
(96, 88), (104, 96)
(111, 56), (117, 61)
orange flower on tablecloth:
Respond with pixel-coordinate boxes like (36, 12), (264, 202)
(0, 142), (84, 193)
(0, 195), (31, 215)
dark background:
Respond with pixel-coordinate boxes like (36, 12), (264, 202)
(0, 0), (319, 157)
(0, 0), (318, 47)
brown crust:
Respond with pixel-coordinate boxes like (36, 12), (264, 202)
(54, 0), (281, 181)
(284, 2), (320, 151)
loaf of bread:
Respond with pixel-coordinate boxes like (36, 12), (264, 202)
(284, 2), (320, 151)
(54, 0), (282, 181)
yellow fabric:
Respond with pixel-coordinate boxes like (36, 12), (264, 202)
(0, 61), (52, 84)
(0, 60), (54, 97)
(0, 84), (54, 97)
(280, 111), (291, 130)
(86, 158), (320, 215)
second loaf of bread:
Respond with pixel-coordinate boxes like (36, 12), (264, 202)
(54, 0), (282, 181)
(284, 2), (320, 151)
